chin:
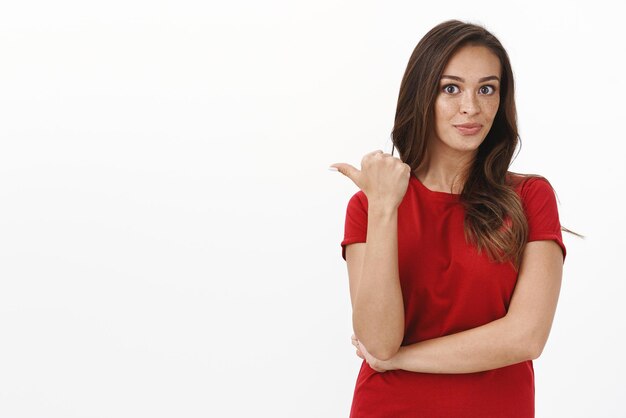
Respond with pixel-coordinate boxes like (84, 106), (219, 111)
(433, 131), (486, 154)
(450, 138), (485, 153)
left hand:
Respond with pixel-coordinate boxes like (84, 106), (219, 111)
(351, 334), (397, 373)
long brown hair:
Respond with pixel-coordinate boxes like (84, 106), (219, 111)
(391, 19), (582, 271)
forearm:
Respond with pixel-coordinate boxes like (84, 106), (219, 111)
(390, 315), (534, 374)
(352, 204), (404, 360)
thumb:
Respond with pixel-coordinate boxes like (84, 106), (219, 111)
(329, 163), (361, 187)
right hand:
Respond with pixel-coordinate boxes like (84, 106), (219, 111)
(330, 150), (411, 209)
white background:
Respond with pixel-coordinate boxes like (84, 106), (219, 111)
(0, 1), (624, 417)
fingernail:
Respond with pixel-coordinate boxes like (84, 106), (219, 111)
(328, 166), (338, 171)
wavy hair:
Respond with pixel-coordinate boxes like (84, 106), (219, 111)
(390, 19), (581, 270)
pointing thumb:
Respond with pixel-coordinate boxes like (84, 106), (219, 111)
(329, 163), (361, 188)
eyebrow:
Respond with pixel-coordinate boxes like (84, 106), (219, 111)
(441, 75), (500, 83)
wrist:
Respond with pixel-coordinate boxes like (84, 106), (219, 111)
(388, 346), (406, 370)
(368, 202), (398, 217)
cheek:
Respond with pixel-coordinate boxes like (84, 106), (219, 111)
(434, 98), (456, 121)
(485, 98), (500, 118)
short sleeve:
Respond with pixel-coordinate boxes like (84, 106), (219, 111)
(521, 177), (567, 262)
(340, 191), (368, 261)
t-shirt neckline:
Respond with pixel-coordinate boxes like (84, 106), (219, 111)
(410, 173), (462, 202)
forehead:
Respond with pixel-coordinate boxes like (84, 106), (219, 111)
(442, 45), (501, 79)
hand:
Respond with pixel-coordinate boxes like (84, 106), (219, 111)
(330, 150), (411, 209)
(351, 334), (397, 373)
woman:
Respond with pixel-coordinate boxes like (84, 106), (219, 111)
(329, 20), (577, 417)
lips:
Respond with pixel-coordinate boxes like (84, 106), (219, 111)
(454, 123), (482, 136)
(454, 123), (482, 129)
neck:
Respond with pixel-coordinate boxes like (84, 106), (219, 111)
(414, 144), (476, 194)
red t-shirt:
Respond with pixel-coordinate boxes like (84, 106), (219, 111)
(340, 173), (566, 418)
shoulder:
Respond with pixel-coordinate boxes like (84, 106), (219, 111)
(507, 172), (556, 202)
(506, 173), (562, 227)
(507, 172), (566, 259)
(348, 190), (369, 210)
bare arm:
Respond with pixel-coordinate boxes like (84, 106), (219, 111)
(346, 204), (405, 360)
(333, 151), (410, 361)
(363, 239), (563, 373)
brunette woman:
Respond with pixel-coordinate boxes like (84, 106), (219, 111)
(330, 19), (578, 417)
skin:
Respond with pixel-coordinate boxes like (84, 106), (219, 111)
(332, 151), (410, 359)
(339, 44), (564, 373)
(415, 43), (502, 193)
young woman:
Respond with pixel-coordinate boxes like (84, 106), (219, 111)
(330, 20), (577, 417)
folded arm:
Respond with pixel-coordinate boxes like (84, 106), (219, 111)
(362, 240), (564, 374)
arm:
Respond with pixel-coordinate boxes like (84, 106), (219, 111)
(361, 239), (563, 373)
(347, 204), (405, 361)
(334, 152), (412, 361)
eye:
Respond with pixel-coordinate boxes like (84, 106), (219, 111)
(442, 84), (459, 94)
(479, 85), (497, 95)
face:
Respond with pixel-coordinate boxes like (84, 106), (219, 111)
(430, 44), (501, 157)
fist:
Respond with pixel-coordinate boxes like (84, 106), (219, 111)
(330, 150), (411, 209)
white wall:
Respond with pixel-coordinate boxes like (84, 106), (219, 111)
(0, 1), (623, 417)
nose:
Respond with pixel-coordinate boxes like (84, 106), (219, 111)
(460, 91), (480, 115)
